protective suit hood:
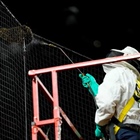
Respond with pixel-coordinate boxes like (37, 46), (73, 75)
(103, 46), (140, 80)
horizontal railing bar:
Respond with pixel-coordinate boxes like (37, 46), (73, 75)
(28, 54), (140, 76)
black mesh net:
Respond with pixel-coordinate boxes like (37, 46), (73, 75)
(0, 1), (105, 140)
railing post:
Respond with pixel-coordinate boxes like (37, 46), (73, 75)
(52, 71), (62, 140)
(32, 76), (39, 140)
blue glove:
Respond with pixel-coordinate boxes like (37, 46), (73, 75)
(95, 124), (104, 138)
(79, 73), (99, 96)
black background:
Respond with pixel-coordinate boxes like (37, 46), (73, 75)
(1, 1), (140, 140)
(3, 1), (140, 59)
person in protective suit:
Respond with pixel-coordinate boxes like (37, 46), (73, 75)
(79, 46), (140, 140)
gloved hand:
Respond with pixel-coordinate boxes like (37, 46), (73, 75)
(79, 73), (99, 96)
(95, 124), (104, 138)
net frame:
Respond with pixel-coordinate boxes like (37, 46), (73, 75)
(28, 53), (140, 140)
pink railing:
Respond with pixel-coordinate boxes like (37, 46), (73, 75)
(28, 54), (140, 140)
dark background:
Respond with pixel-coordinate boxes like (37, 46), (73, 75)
(1, 1), (140, 140)
(3, 1), (140, 59)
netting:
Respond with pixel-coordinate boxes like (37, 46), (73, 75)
(0, 1), (105, 140)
